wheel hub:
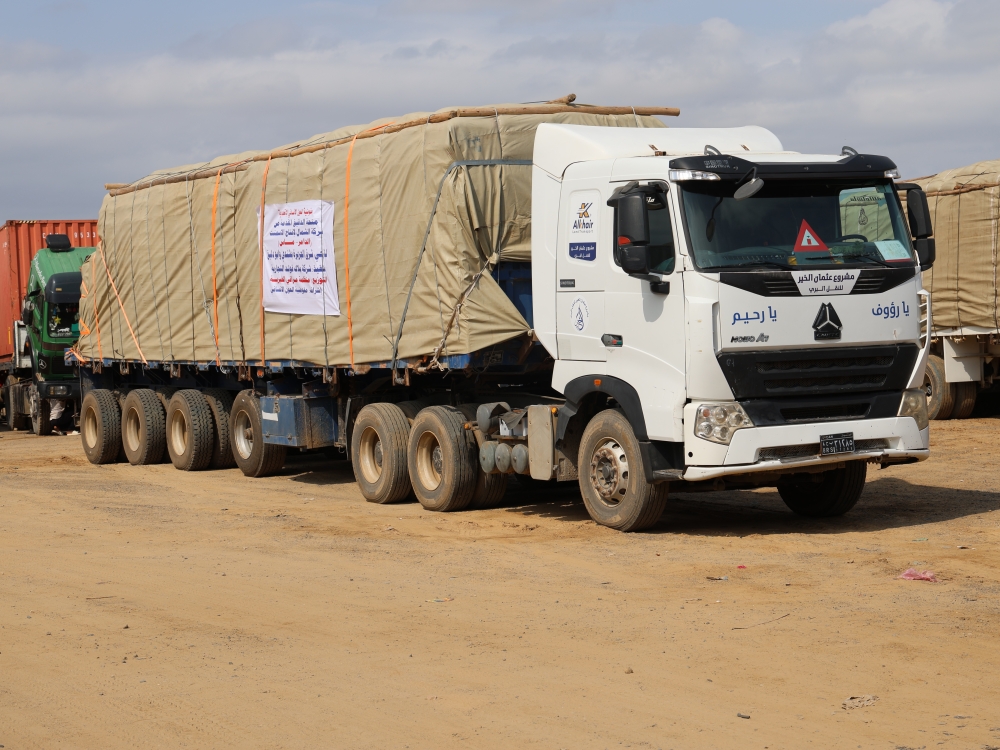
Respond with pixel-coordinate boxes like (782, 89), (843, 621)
(373, 439), (383, 468)
(431, 445), (443, 475)
(590, 439), (629, 504)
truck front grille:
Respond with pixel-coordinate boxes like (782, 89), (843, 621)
(717, 344), (918, 399)
(779, 403), (871, 422)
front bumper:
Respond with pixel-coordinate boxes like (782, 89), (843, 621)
(683, 415), (928, 481)
(37, 379), (80, 401)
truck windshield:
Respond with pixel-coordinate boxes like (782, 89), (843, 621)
(47, 303), (79, 338)
(679, 179), (914, 271)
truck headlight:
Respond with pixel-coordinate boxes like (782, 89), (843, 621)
(898, 388), (929, 431)
(694, 402), (753, 445)
(49, 384), (70, 396)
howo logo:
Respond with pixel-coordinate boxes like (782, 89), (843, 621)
(813, 303), (843, 340)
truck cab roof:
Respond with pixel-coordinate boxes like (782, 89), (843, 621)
(533, 124), (894, 179)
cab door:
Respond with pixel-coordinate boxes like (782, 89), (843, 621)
(603, 176), (687, 442)
(556, 182), (607, 361)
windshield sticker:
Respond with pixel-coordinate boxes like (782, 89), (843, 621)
(793, 220), (829, 253)
(872, 301), (910, 319)
(732, 306), (778, 326)
(569, 242), (596, 261)
(792, 270), (858, 296)
(874, 240), (910, 261)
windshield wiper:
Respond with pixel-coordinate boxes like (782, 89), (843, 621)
(705, 260), (791, 271)
(841, 254), (893, 268)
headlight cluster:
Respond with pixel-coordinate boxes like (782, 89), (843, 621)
(898, 388), (929, 431)
(694, 402), (753, 445)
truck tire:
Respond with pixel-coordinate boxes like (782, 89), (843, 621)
(457, 403), (508, 510)
(80, 389), (123, 465)
(29, 384), (52, 436)
(202, 389), (236, 469)
(951, 381), (977, 420)
(924, 354), (954, 420)
(351, 403), (412, 504)
(578, 409), (668, 532)
(121, 389), (166, 465)
(407, 405), (478, 512)
(777, 460), (867, 517)
(229, 390), (287, 478)
(166, 389), (215, 471)
(4, 378), (30, 431)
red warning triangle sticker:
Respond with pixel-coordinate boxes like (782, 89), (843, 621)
(793, 219), (829, 252)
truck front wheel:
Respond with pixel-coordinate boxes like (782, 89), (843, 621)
(81, 389), (123, 464)
(578, 409), (668, 532)
(29, 384), (52, 436)
(351, 403), (412, 504)
(407, 406), (477, 512)
(229, 390), (287, 478)
(777, 461), (867, 517)
(121, 389), (166, 465)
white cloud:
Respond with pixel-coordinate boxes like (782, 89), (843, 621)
(0, 0), (998, 216)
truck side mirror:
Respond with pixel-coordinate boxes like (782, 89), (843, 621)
(619, 244), (651, 275)
(905, 187), (933, 238)
(21, 300), (33, 326)
(615, 192), (649, 246)
(903, 187), (934, 270)
(914, 237), (935, 271)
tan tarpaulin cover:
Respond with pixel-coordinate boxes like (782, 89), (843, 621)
(908, 160), (1000, 331)
(75, 105), (665, 367)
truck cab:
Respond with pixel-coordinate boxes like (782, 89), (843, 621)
(3, 234), (93, 433)
(531, 125), (931, 520)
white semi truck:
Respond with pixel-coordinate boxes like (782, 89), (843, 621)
(72, 117), (934, 532)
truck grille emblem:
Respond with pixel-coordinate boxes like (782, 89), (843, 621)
(812, 303), (843, 340)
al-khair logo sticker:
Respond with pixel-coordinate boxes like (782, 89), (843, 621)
(570, 298), (590, 332)
(569, 195), (598, 261)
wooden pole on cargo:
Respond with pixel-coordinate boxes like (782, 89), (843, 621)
(105, 104), (680, 198)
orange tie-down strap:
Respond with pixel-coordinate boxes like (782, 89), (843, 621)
(258, 156), (272, 366)
(211, 168), (223, 365)
(97, 241), (146, 365)
(343, 122), (394, 367)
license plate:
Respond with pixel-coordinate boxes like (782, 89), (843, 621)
(820, 432), (855, 455)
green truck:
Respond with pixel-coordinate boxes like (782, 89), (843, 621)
(1, 234), (94, 434)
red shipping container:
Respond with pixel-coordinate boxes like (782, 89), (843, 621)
(1, 219), (99, 364)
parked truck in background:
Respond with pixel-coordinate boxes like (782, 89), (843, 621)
(1, 220), (98, 432)
(68, 101), (934, 531)
(900, 160), (1000, 420)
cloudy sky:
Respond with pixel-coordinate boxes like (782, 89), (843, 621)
(0, 0), (997, 218)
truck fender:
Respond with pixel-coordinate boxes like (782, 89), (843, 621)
(557, 375), (684, 483)
(558, 374), (648, 441)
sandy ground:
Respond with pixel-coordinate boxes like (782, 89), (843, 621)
(1, 415), (999, 750)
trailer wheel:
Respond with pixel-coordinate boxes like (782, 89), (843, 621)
(778, 460), (867, 517)
(229, 390), (287, 478)
(202, 389), (236, 469)
(924, 354), (955, 420)
(351, 403), (412, 504)
(121, 389), (166, 465)
(951, 381), (977, 420)
(29, 384), (52, 436)
(166, 390), (215, 471)
(456, 403), (508, 510)
(80, 389), (123, 465)
(407, 406), (477, 512)
(578, 409), (668, 532)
